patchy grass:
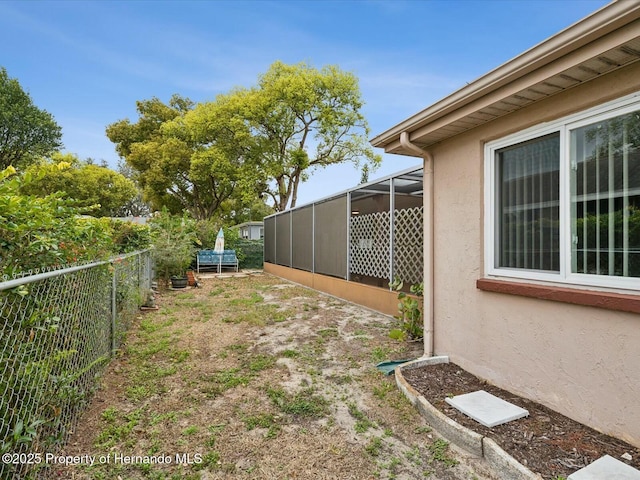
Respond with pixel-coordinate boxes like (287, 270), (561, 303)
(348, 403), (376, 433)
(365, 436), (383, 457)
(266, 386), (329, 418)
(58, 274), (487, 480)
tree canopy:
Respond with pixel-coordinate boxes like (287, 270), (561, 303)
(106, 61), (380, 218)
(20, 153), (138, 217)
(0, 67), (62, 169)
(107, 94), (261, 220)
(243, 61), (381, 210)
(0, 166), (112, 276)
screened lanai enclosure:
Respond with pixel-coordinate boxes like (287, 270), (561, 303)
(264, 166), (424, 292)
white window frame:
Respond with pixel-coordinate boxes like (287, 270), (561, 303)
(485, 91), (640, 292)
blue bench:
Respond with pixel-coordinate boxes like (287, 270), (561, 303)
(196, 249), (239, 273)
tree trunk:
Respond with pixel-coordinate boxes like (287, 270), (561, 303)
(290, 171), (301, 209)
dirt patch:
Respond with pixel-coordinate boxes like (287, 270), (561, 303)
(51, 274), (501, 480)
(402, 362), (640, 479)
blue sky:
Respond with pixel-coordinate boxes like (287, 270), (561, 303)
(0, 0), (609, 207)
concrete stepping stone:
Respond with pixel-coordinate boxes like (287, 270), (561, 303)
(444, 390), (529, 427)
(568, 454), (640, 479)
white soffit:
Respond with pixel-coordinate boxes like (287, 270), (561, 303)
(444, 390), (529, 428)
(568, 454), (640, 480)
(382, 37), (640, 154)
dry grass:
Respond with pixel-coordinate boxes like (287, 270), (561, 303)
(55, 273), (495, 480)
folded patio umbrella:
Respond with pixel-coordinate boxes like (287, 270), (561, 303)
(214, 228), (224, 253)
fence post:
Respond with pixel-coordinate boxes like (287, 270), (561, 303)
(137, 254), (141, 308)
(111, 261), (117, 355)
(389, 177), (395, 288)
(346, 191), (351, 281)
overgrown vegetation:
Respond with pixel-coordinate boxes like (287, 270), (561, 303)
(0, 164), (152, 478)
(148, 209), (198, 283)
(0, 250), (150, 479)
(0, 166), (152, 277)
(388, 278), (424, 341)
(20, 153), (138, 217)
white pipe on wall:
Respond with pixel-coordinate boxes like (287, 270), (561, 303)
(400, 132), (435, 358)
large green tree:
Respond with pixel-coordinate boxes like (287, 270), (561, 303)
(107, 94), (259, 220)
(0, 67), (62, 169)
(106, 95), (195, 215)
(245, 61), (381, 211)
(173, 61), (381, 212)
(20, 153), (138, 217)
(107, 62), (380, 217)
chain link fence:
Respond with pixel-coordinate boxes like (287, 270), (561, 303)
(0, 250), (153, 479)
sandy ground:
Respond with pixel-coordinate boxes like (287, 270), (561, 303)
(54, 273), (498, 480)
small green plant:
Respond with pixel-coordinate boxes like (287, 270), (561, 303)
(95, 408), (143, 448)
(242, 413), (280, 438)
(245, 354), (276, 372)
(317, 328), (339, 338)
(101, 407), (119, 423)
(126, 384), (153, 403)
(385, 456), (402, 475)
(414, 425), (432, 434)
(281, 349), (300, 358)
(428, 439), (459, 467)
(370, 345), (394, 363)
(182, 426), (199, 436)
(192, 451), (220, 472)
(365, 436), (383, 456)
(243, 413), (275, 430)
(266, 386), (329, 418)
(348, 403), (376, 433)
(405, 446), (422, 466)
(200, 369), (250, 397)
(0, 419), (44, 455)
(373, 381), (396, 400)
(388, 278), (424, 341)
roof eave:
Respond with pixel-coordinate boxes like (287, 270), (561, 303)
(371, 1), (640, 155)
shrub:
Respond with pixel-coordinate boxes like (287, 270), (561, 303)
(110, 219), (151, 253)
(0, 166), (114, 277)
(236, 239), (263, 269)
(148, 210), (198, 283)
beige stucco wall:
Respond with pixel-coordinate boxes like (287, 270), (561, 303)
(428, 61), (640, 447)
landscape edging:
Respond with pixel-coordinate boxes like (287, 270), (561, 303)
(482, 437), (543, 480)
(395, 356), (543, 480)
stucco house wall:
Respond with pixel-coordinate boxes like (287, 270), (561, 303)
(427, 60), (640, 446)
(371, 2), (640, 447)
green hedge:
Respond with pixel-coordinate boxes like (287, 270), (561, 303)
(236, 239), (263, 269)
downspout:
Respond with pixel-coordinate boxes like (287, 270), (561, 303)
(399, 132), (435, 358)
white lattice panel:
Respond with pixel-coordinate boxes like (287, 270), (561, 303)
(394, 206), (423, 285)
(350, 212), (390, 279)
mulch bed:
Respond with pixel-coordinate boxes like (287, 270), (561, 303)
(402, 362), (640, 479)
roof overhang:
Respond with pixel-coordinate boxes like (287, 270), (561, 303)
(371, 1), (640, 156)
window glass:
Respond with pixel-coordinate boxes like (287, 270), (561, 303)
(570, 110), (640, 277)
(496, 133), (560, 271)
